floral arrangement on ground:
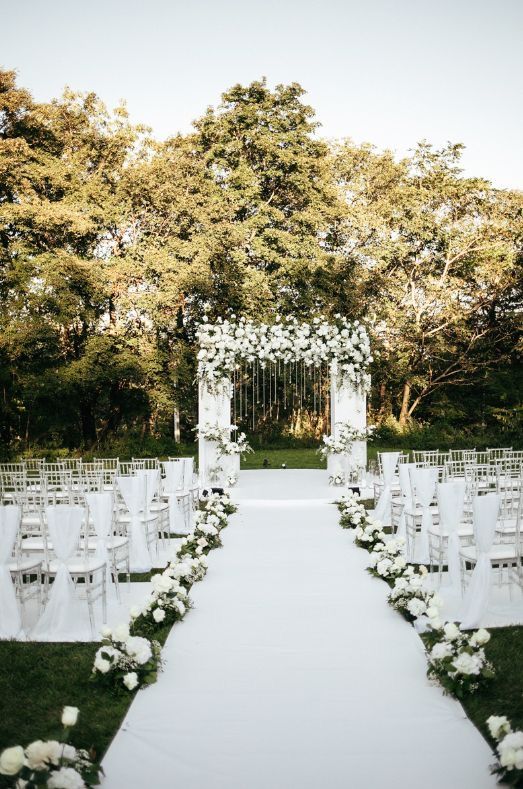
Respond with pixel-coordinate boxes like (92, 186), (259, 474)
(0, 707), (101, 788)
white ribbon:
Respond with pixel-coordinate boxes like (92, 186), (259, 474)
(412, 468), (438, 563)
(374, 452), (400, 527)
(460, 493), (500, 629)
(436, 481), (466, 591)
(117, 476), (152, 573)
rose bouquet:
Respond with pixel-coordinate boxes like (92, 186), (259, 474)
(354, 518), (387, 551)
(488, 715), (523, 785)
(336, 492), (367, 529)
(425, 623), (494, 697)
(92, 624), (162, 692)
(388, 567), (442, 624)
(130, 570), (191, 638)
(0, 707), (101, 788)
(169, 555), (208, 589)
(368, 537), (407, 581)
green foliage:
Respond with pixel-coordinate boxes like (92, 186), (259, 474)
(0, 68), (521, 455)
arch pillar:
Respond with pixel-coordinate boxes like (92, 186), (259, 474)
(328, 364), (367, 482)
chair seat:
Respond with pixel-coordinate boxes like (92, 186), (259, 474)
(429, 523), (473, 538)
(44, 558), (107, 575)
(149, 502), (169, 513)
(85, 536), (128, 551)
(116, 513), (158, 524)
(20, 537), (46, 551)
(9, 558), (42, 573)
(21, 515), (42, 527)
(460, 544), (519, 564)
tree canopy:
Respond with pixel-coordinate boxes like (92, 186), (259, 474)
(0, 69), (521, 453)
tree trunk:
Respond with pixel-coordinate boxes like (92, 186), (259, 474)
(80, 402), (97, 446)
(398, 382), (411, 427)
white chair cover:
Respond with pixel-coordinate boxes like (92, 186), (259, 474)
(460, 494), (500, 629)
(411, 467), (438, 563)
(31, 505), (91, 641)
(373, 452), (399, 527)
(138, 469), (160, 510)
(163, 462), (187, 534)
(437, 481), (466, 591)
(85, 492), (113, 591)
(0, 506), (24, 638)
(117, 475), (152, 573)
(396, 462), (416, 541)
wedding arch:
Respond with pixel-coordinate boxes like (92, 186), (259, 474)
(196, 316), (372, 486)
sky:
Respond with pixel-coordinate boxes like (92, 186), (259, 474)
(2, 0), (522, 188)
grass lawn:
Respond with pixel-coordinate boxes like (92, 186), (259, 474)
(0, 615), (174, 758)
(240, 444), (399, 470)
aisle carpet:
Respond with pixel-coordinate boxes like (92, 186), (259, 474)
(102, 471), (495, 788)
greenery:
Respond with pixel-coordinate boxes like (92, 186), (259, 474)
(1, 69), (521, 457)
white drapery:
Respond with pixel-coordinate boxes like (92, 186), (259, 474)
(411, 467), (438, 563)
(0, 506), (24, 639)
(117, 476), (152, 573)
(31, 505), (91, 642)
(162, 462), (187, 534)
(396, 462), (416, 541)
(460, 493), (500, 630)
(436, 481), (466, 591)
(373, 452), (399, 527)
(85, 492), (113, 591)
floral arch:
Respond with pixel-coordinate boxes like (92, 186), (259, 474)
(196, 316), (372, 487)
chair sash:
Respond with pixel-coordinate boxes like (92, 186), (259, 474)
(411, 467), (438, 563)
(396, 463), (416, 541)
(85, 492), (113, 591)
(0, 506), (23, 638)
(31, 505), (91, 641)
(460, 493), (500, 629)
(117, 475), (152, 573)
(373, 452), (399, 527)
(437, 481), (466, 591)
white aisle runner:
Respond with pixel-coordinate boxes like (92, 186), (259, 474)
(103, 472), (495, 789)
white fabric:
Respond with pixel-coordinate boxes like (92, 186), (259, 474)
(373, 452), (399, 527)
(396, 462), (416, 541)
(0, 506), (24, 638)
(103, 471), (495, 789)
(460, 494), (500, 629)
(437, 482), (466, 591)
(31, 505), (91, 641)
(411, 468), (438, 562)
(116, 476), (152, 573)
(162, 463), (187, 533)
(86, 492), (113, 590)
(138, 469), (160, 510)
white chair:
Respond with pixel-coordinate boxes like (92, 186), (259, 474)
(373, 452), (399, 528)
(407, 467), (438, 563)
(428, 481), (470, 588)
(163, 460), (192, 534)
(32, 504), (107, 639)
(0, 505), (26, 638)
(114, 475), (155, 572)
(85, 492), (129, 600)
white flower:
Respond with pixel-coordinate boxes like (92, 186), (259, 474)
(153, 608), (166, 623)
(94, 656), (111, 674)
(487, 715), (511, 740)
(129, 606), (141, 619)
(125, 636), (152, 665)
(407, 598), (427, 617)
(0, 745), (24, 775)
(430, 642), (453, 661)
(452, 651), (481, 676)
(113, 623), (130, 642)
(469, 628), (490, 647)
(61, 706), (79, 727)
(100, 626), (112, 638)
(26, 740), (55, 770)
(498, 731), (523, 770)
(175, 600), (186, 616)
(151, 574), (174, 594)
(443, 622), (461, 641)
(47, 766), (85, 788)
(123, 672), (139, 691)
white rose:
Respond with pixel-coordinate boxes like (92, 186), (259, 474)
(487, 715), (511, 740)
(61, 706), (79, 727)
(129, 606), (141, 619)
(499, 732), (523, 770)
(153, 608), (166, 623)
(0, 746), (24, 776)
(47, 766), (85, 789)
(100, 626), (112, 638)
(26, 739), (54, 770)
(443, 622), (461, 641)
(113, 623), (130, 642)
(407, 598), (427, 617)
(123, 672), (139, 691)
(469, 628), (490, 647)
(430, 642), (453, 661)
(452, 651), (480, 675)
(125, 636), (152, 665)
(175, 600), (186, 616)
(94, 656), (111, 674)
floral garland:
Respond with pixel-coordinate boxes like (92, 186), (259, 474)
(319, 423), (375, 460)
(354, 518), (387, 551)
(336, 491), (367, 529)
(0, 708), (101, 787)
(129, 571), (192, 638)
(196, 315), (372, 390)
(388, 567), (442, 625)
(92, 625), (162, 692)
(488, 716), (523, 784)
(196, 423), (253, 458)
(425, 623), (494, 697)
